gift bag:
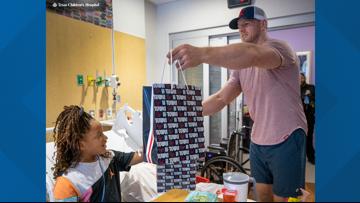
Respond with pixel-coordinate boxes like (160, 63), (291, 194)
(143, 86), (157, 163)
(143, 83), (205, 192)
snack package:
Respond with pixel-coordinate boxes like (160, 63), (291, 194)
(185, 191), (218, 202)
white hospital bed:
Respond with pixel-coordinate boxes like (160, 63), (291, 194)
(46, 105), (157, 202)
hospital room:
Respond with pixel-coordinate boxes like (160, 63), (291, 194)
(46, 0), (315, 202)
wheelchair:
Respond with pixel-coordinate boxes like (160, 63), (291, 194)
(200, 126), (251, 184)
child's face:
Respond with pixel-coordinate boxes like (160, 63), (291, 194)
(80, 119), (108, 161)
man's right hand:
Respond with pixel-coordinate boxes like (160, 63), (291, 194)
(166, 44), (206, 70)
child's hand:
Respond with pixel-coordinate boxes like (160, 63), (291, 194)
(129, 149), (144, 166)
(136, 149), (142, 157)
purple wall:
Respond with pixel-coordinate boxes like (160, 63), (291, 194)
(268, 26), (315, 84)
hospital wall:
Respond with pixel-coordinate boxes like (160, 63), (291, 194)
(113, 0), (145, 39)
(269, 26), (315, 84)
(46, 11), (146, 131)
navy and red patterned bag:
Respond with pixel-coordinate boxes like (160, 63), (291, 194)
(143, 84), (205, 192)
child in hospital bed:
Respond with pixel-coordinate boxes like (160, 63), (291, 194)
(52, 105), (143, 202)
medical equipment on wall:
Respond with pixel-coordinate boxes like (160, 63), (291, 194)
(110, 20), (121, 117)
(110, 75), (120, 101)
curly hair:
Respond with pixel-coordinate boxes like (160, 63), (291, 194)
(52, 105), (94, 179)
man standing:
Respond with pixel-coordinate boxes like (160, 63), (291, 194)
(167, 6), (307, 202)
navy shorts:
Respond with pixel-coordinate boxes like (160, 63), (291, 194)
(249, 128), (306, 198)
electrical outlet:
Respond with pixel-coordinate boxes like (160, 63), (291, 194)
(106, 108), (112, 118)
(98, 109), (104, 119)
(87, 76), (95, 86)
(77, 74), (84, 86)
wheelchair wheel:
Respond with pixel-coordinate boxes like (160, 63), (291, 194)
(200, 156), (246, 184)
(228, 130), (251, 173)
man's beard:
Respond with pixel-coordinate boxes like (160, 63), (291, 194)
(241, 30), (261, 43)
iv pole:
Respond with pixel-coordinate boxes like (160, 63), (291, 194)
(110, 11), (120, 118)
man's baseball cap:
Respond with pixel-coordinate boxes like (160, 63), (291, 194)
(229, 6), (267, 30)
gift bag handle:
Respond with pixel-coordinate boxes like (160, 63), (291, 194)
(161, 49), (189, 89)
